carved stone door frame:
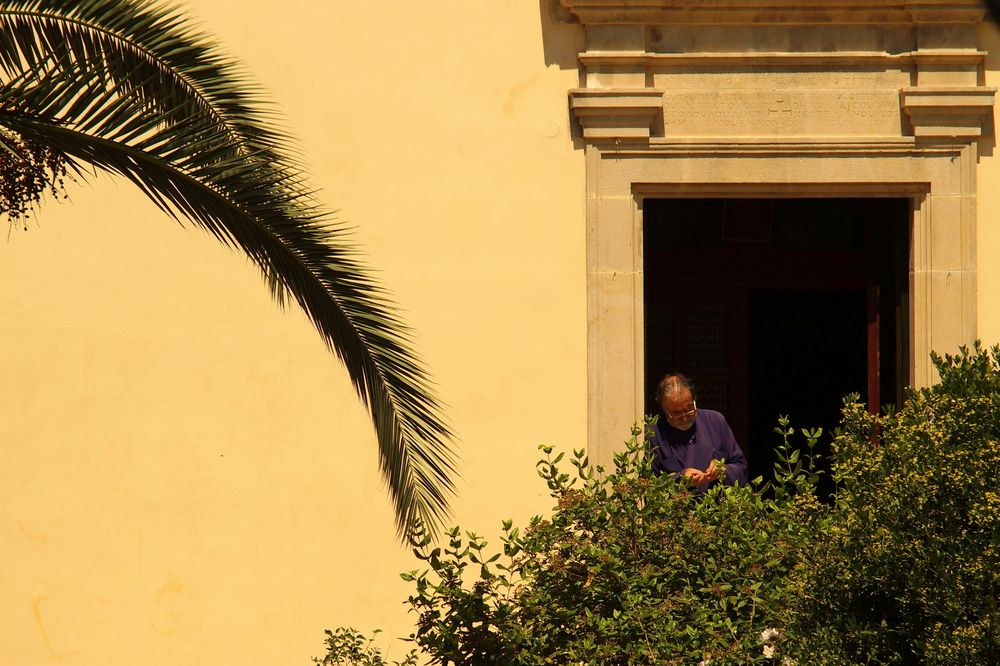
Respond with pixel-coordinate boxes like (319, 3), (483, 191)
(560, 0), (996, 462)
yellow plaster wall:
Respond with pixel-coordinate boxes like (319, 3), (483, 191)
(0, 2), (587, 664)
(979, 20), (1000, 346)
(7, 3), (1000, 663)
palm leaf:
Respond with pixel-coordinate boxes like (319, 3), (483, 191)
(0, 0), (456, 538)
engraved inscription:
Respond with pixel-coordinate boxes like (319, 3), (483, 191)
(661, 89), (902, 137)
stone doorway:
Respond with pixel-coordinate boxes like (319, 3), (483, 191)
(642, 198), (909, 479)
(560, 0), (993, 463)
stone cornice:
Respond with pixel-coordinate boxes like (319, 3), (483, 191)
(901, 86), (998, 138)
(569, 89), (664, 140)
(559, 1), (987, 25)
(578, 50), (988, 68)
(564, 0), (995, 143)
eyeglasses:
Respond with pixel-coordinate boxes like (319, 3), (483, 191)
(666, 402), (697, 420)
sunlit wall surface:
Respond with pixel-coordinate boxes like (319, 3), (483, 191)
(4, 4), (1000, 665)
(0, 2), (587, 664)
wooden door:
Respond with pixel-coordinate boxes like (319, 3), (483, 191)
(645, 286), (750, 458)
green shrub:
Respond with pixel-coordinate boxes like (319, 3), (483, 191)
(399, 422), (825, 665)
(318, 344), (1000, 665)
(313, 628), (417, 666)
(783, 343), (1000, 665)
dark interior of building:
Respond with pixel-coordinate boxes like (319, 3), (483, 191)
(643, 197), (910, 485)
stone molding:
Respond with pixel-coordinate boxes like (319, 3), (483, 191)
(578, 50), (988, 68)
(559, 0), (987, 25)
(570, 60), (995, 144)
(569, 89), (664, 140)
(901, 86), (997, 138)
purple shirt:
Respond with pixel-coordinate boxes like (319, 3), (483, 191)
(648, 408), (748, 488)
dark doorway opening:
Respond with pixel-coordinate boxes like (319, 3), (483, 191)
(643, 198), (909, 483)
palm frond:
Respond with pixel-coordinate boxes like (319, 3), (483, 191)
(0, 0), (285, 160)
(0, 0), (456, 538)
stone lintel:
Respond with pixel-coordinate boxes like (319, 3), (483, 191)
(901, 86), (997, 138)
(570, 89), (664, 140)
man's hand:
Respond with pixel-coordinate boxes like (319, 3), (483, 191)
(682, 467), (708, 485)
(703, 458), (727, 482)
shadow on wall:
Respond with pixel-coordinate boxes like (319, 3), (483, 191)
(538, 0), (585, 73)
(980, 13), (1000, 158)
(538, 0), (587, 149)
(987, 0), (1000, 23)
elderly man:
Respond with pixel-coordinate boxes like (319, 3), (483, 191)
(648, 372), (748, 489)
